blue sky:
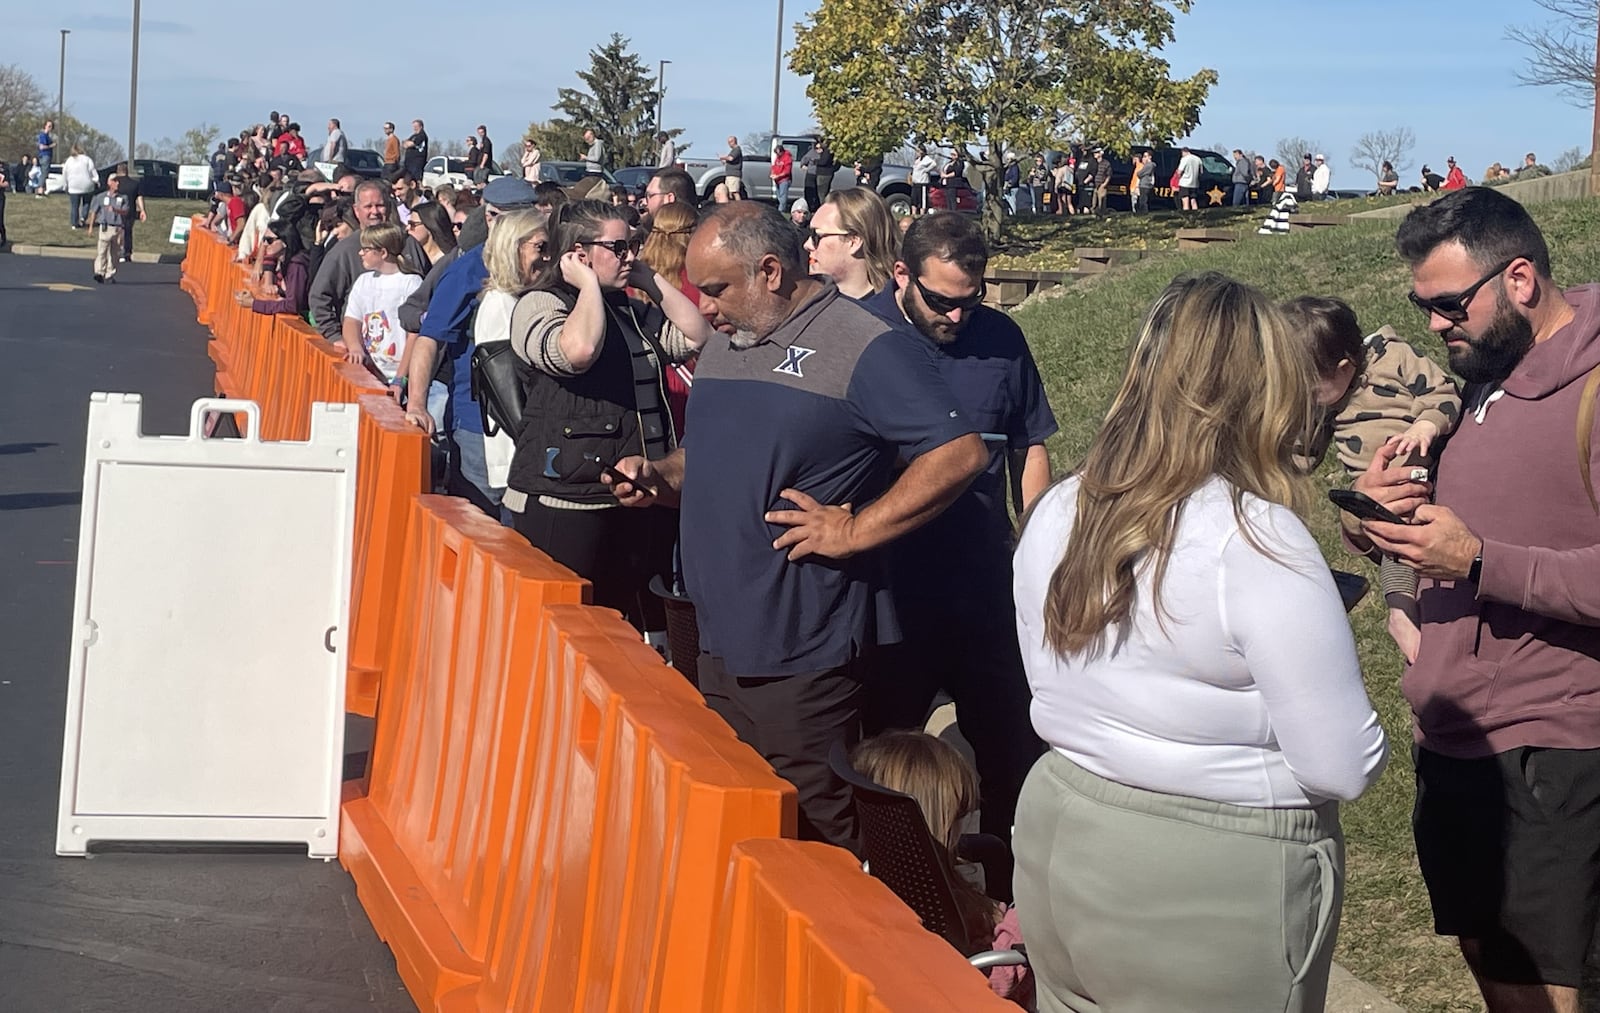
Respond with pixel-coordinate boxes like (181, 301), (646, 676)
(2, 0), (1589, 184)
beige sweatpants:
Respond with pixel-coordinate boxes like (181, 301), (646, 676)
(1012, 751), (1344, 1013)
(95, 224), (120, 279)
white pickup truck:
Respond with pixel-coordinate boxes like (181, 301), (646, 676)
(678, 135), (919, 216)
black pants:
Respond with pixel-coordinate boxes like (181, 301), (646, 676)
(121, 218), (134, 260)
(698, 652), (865, 853)
(0, 190), (7, 243)
(1414, 745), (1600, 986)
(863, 601), (1044, 852)
(511, 498), (653, 628)
(815, 170), (834, 204)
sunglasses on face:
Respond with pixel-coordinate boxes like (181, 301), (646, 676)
(1407, 258), (1518, 323)
(582, 238), (639, 257)
(913, 274), (986, 315)
(806, 228), (851, 247)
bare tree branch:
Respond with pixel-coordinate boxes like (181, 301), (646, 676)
(1506, 0), (1598, 106)
(1350, 126), (1416, 182)
(1276, 136), (1323, 171)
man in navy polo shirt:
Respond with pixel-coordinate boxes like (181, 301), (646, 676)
(610, 202), (987, 849)
(863, 213), (1056, 859)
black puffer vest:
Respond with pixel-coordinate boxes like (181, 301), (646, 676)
(508, 288), (674, 504)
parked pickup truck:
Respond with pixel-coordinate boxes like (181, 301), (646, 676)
(679, 135), (921, 216)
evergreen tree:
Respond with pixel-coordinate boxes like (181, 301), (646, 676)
(548, 33), (681, 169)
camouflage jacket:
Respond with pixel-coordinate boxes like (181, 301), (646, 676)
(1309, 325), (1461, 477)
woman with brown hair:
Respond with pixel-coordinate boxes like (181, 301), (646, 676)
(635, 201), (700, 437)
(506, 200), (712, 625)
(1010, 272), (1388, 1013)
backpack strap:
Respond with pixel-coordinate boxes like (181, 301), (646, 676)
(1579, 363), (1600, 513)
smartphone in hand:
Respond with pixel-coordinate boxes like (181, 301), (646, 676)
(585, 454), (655, 498)
(1327, 488), (1407, 525)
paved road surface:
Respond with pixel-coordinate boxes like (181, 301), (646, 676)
(0, 254), (413, 1013)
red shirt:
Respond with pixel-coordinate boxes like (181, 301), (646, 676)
(771, 149), (793, 183)
(274, 134), (307, 160)
(226, 195), (245, 231)
(1443, 165), (1467, 190)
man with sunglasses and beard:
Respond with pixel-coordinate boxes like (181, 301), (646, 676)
(859, 213), (1056, 860)
(606, 201), (988, 852)
(1353, 186), (1600, 1013)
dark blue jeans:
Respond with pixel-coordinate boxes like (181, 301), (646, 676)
(69, 192), (89, 226)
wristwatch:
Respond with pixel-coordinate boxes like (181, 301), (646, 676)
(1467, 553), (1483, 583)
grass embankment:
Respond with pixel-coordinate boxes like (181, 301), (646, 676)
(1, 193), (202, 257)
(990, 192), (1428, 270)
(1009, 196), (1600, 1013)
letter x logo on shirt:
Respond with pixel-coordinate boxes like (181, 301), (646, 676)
(773, 345), (815, 378)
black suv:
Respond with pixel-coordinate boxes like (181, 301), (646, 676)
(1101, 147), (1235, 211)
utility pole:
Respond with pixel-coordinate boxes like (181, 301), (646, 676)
(657, 59), (671, 133)
(128, 0), (141, 167)
(771, 0), (784, 140)
(57, 30), (69, 130)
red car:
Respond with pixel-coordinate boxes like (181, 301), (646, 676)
(928, 178), (980, 213)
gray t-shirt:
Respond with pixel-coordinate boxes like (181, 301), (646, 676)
(584, 139), (604, 173)
(725, 143), (743, 180)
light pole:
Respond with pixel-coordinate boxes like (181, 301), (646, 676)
(770, 0), (784, 139)
(657, 59), (671, 133)
(57, 30), (69, 130)
(127, 0), (141, 167)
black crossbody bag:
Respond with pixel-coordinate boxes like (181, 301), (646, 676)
(470, 338), (524, 439)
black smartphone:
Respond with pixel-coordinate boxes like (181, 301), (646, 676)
(1327, 488), (1406, 525)
(1331, 570), (1370, 613)
(585, 454), (654, 498)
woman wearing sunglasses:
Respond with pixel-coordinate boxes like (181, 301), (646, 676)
(405, 200), (458, 273)
(506, 200), (714, 626)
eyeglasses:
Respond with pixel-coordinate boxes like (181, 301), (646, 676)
(806, 228), (851, 247)
(1407, 258), (1518, 323)
(913, 275), (986, 315)
(520, 238), (548, 254)
(582, 238), (639, 257)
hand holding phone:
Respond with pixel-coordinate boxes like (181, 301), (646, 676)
(585, 453), (654, 499)
(1328, 488), (1407, 525)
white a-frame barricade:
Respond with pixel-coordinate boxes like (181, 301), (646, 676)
(56, 395), (358, 858)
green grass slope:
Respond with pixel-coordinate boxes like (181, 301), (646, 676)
(1010, 197), (1600, 1013)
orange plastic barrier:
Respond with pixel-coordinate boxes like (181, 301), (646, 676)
(709, 839), (1017, 1013)
(178, 222), (1019, 1013)
(339, 496), (795, 1013)
(179, 227), (427, 713)
(346, 394), (429, 715)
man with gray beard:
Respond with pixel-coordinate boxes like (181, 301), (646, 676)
(606, 201), (987, 852)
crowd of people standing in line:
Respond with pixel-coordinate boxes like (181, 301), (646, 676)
(169, 104), (1600, 1013)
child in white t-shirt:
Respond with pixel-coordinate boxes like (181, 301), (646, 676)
(342, 222), (422, 382)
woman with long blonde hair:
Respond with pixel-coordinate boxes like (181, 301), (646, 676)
(803, 187), (900, 298)
(1010, 272), (1388, 1013)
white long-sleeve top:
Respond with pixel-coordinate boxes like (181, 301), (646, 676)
(1014, 476), (1388, 807)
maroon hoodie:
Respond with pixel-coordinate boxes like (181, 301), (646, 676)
(1407, 285), (1600, 757)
